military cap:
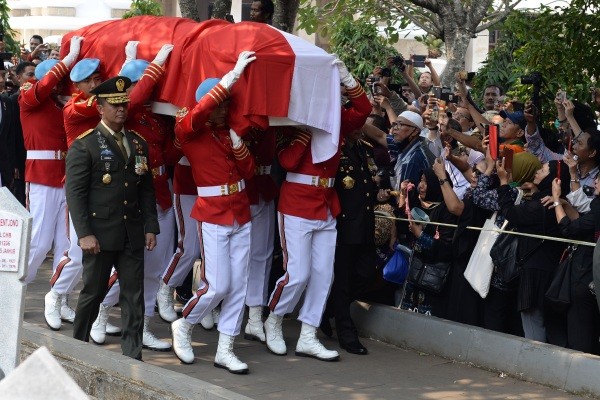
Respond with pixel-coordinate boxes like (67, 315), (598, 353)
(90, 76), (131, 104)
(120, 59), (150, 83)
(195, 78), (220, 102)
(70, 58), (100, 83)
(34, 59), (59, 80)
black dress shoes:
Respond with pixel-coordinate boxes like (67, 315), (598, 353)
(340, 340), (368, 355)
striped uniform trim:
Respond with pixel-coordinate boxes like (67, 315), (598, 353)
(182, 222), (209, 319)
(207, 84), (229, 105)
(162, 194), (186, 285)
(50, 252), (70, 287)
(142, 63), (164, 82)
(268, 214), (289, 311)
(232, 144), (250, 160)
(346, 84), (366, 99)
(106, 271), (119, 295)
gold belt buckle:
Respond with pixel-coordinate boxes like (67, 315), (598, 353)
(319, 177), (328, 188)
(228, 183), (239, 194)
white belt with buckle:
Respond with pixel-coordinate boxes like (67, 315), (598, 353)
(197, 179), (246, 197)
(255, 165), (272, 175)
(152, 164), (166, 177)
(178, 156), (190, 166)
(286, 172), (335, 188)
(26, 150), (66, 160)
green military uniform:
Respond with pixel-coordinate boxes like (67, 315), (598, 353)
(66, 77), (159, 360)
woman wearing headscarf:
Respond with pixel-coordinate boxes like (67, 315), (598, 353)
(546, 175), (600, 354)
(497, 160), (570, 343)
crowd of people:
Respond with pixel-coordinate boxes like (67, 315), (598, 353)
(358, 54), (600, 356)
(1, 2), (600, 376)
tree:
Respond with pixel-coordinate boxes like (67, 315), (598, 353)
(272, 0), (300, 33)
(178, 0), (200, 21)
(123, 0), (163, 18)
(212, 0), (232, 19)
(0, 0), (18, 53)
(297, 0), (524, 86)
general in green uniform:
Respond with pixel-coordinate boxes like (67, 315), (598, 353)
(66, 76), (159, 360)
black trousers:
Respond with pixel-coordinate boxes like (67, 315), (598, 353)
(567, 282), (600, 354)
(325, 243), (376, 345)
(73, 239), (144, 360)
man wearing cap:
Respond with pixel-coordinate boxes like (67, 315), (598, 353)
(66, 76), (159, 360)
(94, 43), (177, 351)
(264, 58), (370, 361)
(391, 110), (430, 186)
(19, 37), (83, 291)
(170, 51), (256, 373)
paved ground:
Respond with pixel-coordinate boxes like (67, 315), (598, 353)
(23, 259), (588, 399)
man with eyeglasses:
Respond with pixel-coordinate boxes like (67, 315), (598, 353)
(390, 111), (430, 187)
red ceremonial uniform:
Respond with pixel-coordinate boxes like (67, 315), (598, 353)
(64, 92), (99, 147)
(244, 128), (277, 205)
(20, 61), (70, 187)
(277, 85), (371, 220)
(172, 162), (196, 195)
(126, 63), (182, 210)
(175, 83), (255, 225)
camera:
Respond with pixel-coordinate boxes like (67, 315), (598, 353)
(391, 55), (405, 72)
(521, 72), (542, 85)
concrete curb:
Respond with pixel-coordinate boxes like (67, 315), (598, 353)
(20, 322), (252, 400)
(351, 301), (600, 398)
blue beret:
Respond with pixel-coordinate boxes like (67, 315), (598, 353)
(120, 60), (150, 83)
(195, 78), (220, 102)
(70, 58), (100, 83)
(34, 59), (59, 80)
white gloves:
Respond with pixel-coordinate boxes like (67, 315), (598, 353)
(124, 41), (139, 64)
(153, 44), (174, 67)
(229, 129), (243, 149)
(62, 36), (84, 67)
(333, 57), (357, 89)
(220, 50), (256, 90)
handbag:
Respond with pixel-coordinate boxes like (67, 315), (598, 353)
(407, 252), (452, 294)
(545, 246), (574, 311)
(383, 247), (409, 284)
(463, 212), (498, 298)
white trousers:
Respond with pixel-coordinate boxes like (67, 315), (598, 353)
(161, 194), (200, 288)
(24, 183), (70, 285)
(246, 198), (275, 307)
(103, 205), (175, 317)
(50, 216), (83, 294)
(268, 212), (336, 327)
(181, 220), (251, 336)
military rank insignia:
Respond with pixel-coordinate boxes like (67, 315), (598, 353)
(135, 155), (148, 175)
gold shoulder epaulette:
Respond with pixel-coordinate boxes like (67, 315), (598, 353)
(176, 107), (188, 119)
(21, 82), (33, 91)
(76, 129), (94, 139)
(86, 95), (96, 107)
(130, 130), (146, 141)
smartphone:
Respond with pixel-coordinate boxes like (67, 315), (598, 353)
(413, 55), (426, 68)
(502, 147), (514, 172)
(487, 124), (500, 160)
(432, 86), (442, 99)
(557, 90), (566, 103)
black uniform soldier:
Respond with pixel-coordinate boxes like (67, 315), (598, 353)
(323, 127), (378, 355)
(66, 76), (159, 360)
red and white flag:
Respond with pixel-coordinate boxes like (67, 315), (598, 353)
(62, 16), (342, 162)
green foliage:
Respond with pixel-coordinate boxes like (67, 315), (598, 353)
(475, 2), (600, 128)
(414, 34), (443, 51)
(122, 0), (162, 18)
(328, 16), (399, 81)
(0, 0), (19, 53)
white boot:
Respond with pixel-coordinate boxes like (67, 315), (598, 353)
(295, 322), (339, 361)
(214, 333), (249, 374)
(157, 281), (177, 322)
(105, 321), (122, 336)
(143, 316), (172, 351)
(44, 290), (62, 330)
(60, 294), (76, 323)
(244, 306), (265, 343)
(90, 304), (111, 344)
(172, 318), (195, 364)
(199, 312), (214, 330)
(264, 313), (286, 355)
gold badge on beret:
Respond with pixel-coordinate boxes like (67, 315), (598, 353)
(342, 175), (355, 189)
(102, 173), (112, 184)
